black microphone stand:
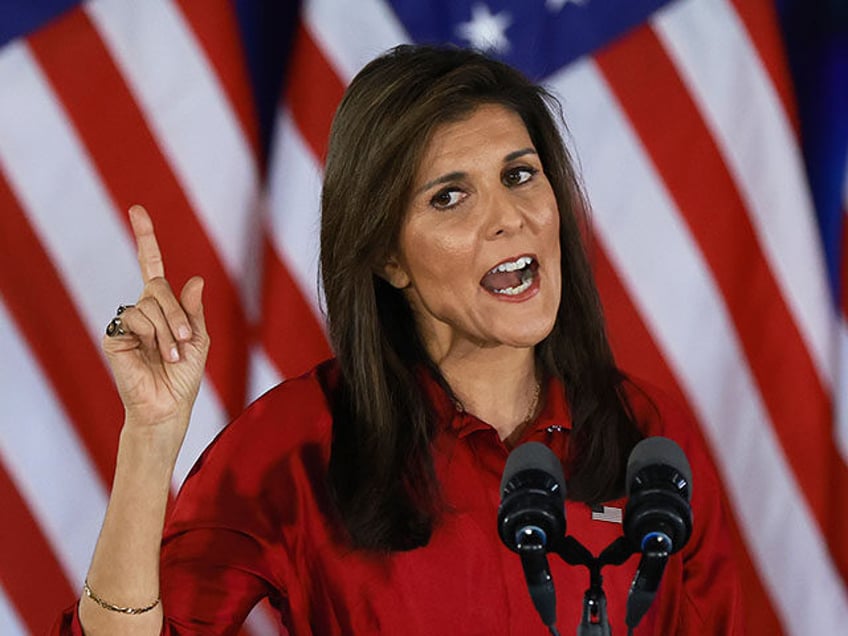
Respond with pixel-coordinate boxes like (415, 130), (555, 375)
(552, 536), (635, 635)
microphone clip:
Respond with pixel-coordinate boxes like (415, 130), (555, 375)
(551, 535), (636, 636)
(578, 587), (611, 636)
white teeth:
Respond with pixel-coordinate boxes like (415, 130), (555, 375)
(493, 267), (534, 295)
(490, 256), (533, 274)
(494, 279), (533, 296)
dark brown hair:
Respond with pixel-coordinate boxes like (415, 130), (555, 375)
(320, 45), (642, 551)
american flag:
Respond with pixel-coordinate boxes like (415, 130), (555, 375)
(0, 0), (845, 634)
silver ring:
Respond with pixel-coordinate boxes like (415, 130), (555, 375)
(106, 304), (135, 337)
(105, 317), (126, 337)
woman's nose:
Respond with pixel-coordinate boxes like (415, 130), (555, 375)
(486, 191), (525, 238)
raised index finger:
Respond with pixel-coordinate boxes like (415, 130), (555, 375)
(128, 204), (165, 283)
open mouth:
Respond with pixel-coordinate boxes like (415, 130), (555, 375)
(480, 255), (538, 296)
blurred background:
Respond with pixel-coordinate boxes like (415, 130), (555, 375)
(0, 1), (845, 634)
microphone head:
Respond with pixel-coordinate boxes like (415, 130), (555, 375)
(498, 442), (566, 554)
(626, 436), (692, 500)
(624, 437), (693, 555)
(501, 441), (566, 500)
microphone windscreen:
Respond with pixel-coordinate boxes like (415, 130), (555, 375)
(501, 442), (566, 499)
(626, 437), (692, 498)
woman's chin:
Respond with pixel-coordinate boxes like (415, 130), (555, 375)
(491, 321), (556, 350)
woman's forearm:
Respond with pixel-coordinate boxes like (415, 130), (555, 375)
(77, 420), (186, 635)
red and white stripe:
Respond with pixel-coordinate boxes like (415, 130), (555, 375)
(553, 0), (846, 632)
(1, 0), (846, 634)
(838, 171), (848, 470)
(551, 26), (847, 636)
(0, 0), (275, 633)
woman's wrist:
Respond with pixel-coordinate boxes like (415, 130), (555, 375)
(119, 415), (188, 466)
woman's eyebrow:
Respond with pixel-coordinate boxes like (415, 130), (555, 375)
(504, 148), (537, 162)
(417, 171), (466, 195)
(415, 148), (538, 195)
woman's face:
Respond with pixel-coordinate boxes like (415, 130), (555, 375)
(384, 104), (562, 360)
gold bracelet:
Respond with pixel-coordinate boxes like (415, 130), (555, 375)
(83, 579), (160, 615)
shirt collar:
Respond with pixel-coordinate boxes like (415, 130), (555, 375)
(420, 368), (573, 439)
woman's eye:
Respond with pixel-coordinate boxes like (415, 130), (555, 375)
(503, 166), (537, 187)
(430, 189), (465, 209)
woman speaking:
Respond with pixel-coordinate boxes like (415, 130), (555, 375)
(54, 45), (742, 634)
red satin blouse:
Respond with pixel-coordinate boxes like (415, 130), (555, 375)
(54, 360), (743, 634)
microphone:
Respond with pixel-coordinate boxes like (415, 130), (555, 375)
(498, 442), (566, 632)
(623, 436), (693, 628)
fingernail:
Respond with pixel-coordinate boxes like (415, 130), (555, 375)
(178, 326), (191, 340)
(170, 346), (180, 362)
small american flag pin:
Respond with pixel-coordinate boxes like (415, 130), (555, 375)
(591, 505), (623, 524)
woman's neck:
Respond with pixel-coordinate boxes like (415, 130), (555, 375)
(436, 346), (541, 443)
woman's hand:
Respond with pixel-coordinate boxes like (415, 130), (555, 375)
(102, 205), (210, 435)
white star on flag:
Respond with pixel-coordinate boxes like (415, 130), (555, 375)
(456, 3), (512, 54)
(547, 0), (588, 11)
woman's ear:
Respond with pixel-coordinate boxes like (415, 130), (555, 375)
(379, 256), (411, 289)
